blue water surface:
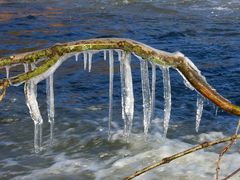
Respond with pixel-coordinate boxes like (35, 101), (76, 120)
(0, 0), (240, 179)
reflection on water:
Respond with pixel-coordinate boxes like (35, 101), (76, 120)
(0, 0), (240, 179)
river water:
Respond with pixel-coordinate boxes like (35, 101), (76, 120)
(0, 0), (240, 179)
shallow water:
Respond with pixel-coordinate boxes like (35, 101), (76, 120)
(0, 0), (240, 179)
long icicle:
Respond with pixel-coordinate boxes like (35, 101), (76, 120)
(151, 63), (156, 120)
(83, 52), (87, 70)
(108, 50), (114, 140)
(46, 74), (55, 145)
(161, 67), (172, 137)
(120, 52), (134, 140)
(24, 80), (43, 153)
(140, 60), (151, 136)
(196, 94), (204, 132)
(104, 50), (107, 61)
(88, 52), (92, 72)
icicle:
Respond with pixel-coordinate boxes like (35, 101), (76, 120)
(196, 94), (204, 132)
(215, 105), (218, 116)
(83, 52), (87, 70)
(116, 50), (122, 61)
(88, 52), (92, 72)
(75, 53), (80, 62)
(151, 63), (156, 119)
(176, 69), (195, 90)
(31, 63), (36, 70)
(140, 60), (151, 136)
(108, 50), (114, 140)
(161, 67), (172, 137)
(24, 80), (43, 153)
(5, 66), (10, 78)
(23, 63), (29, 73)
(46, 74), (55, 145)
(104, 50), (107, 61)
(120, 52), (134, 140)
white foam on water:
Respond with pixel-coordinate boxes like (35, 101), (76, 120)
(13, 131), (240, 180)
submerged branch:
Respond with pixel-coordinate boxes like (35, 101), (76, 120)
(0, 38), (240, 115)
(123, 134), (240, 180)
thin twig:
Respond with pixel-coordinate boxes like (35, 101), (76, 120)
(218, 120), (240, 180)
(216, 139), (235, 180)
(123, 135), (240, 180)
(216, 120), (240, 180)
(222, 167), (240, 180)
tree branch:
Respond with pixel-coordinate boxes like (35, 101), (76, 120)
(0, 38), (239, 115)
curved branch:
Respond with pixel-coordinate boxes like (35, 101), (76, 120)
(0, 38), (240, 115)
(123, 134), (240, 180)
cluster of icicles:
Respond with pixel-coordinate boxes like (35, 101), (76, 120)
(4, 50), (205, 152)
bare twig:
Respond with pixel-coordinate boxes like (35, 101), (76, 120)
(222, 167), (240, 180)
(216, 138), (236, 180)
(123, 135), (240, 180)
(217, 120), (240, 180)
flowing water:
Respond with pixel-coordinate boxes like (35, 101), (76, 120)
(0, 0), (240, 179)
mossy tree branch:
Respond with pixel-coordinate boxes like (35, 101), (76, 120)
(0, 38), (240, 115)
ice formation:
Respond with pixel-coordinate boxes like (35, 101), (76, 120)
(23, 63), (29, 73)
(196, 94), (204, 132)
(120, 52), (134, 140)
(161, 67), (172, 137)
(88, 52), (93, 72)
(75, 53), (80, 62)
(17, 48), (212, 150)
(46, 74), (55, 144)
(24, 80), (43, 153)
(5, 66), (10, 78)
(140, 59), (152, 136)
(104, 50), (107, 61)
(151, 63), (156, 119)
(108, 50), (114, 139)
(83, 52), (87, 70)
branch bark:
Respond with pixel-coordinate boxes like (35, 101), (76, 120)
(0, 38), (240, 115)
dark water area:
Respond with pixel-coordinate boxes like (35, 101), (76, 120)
(0, 0), (240, 179)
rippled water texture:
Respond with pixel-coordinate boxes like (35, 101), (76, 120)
(0, 0), (240, 179)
